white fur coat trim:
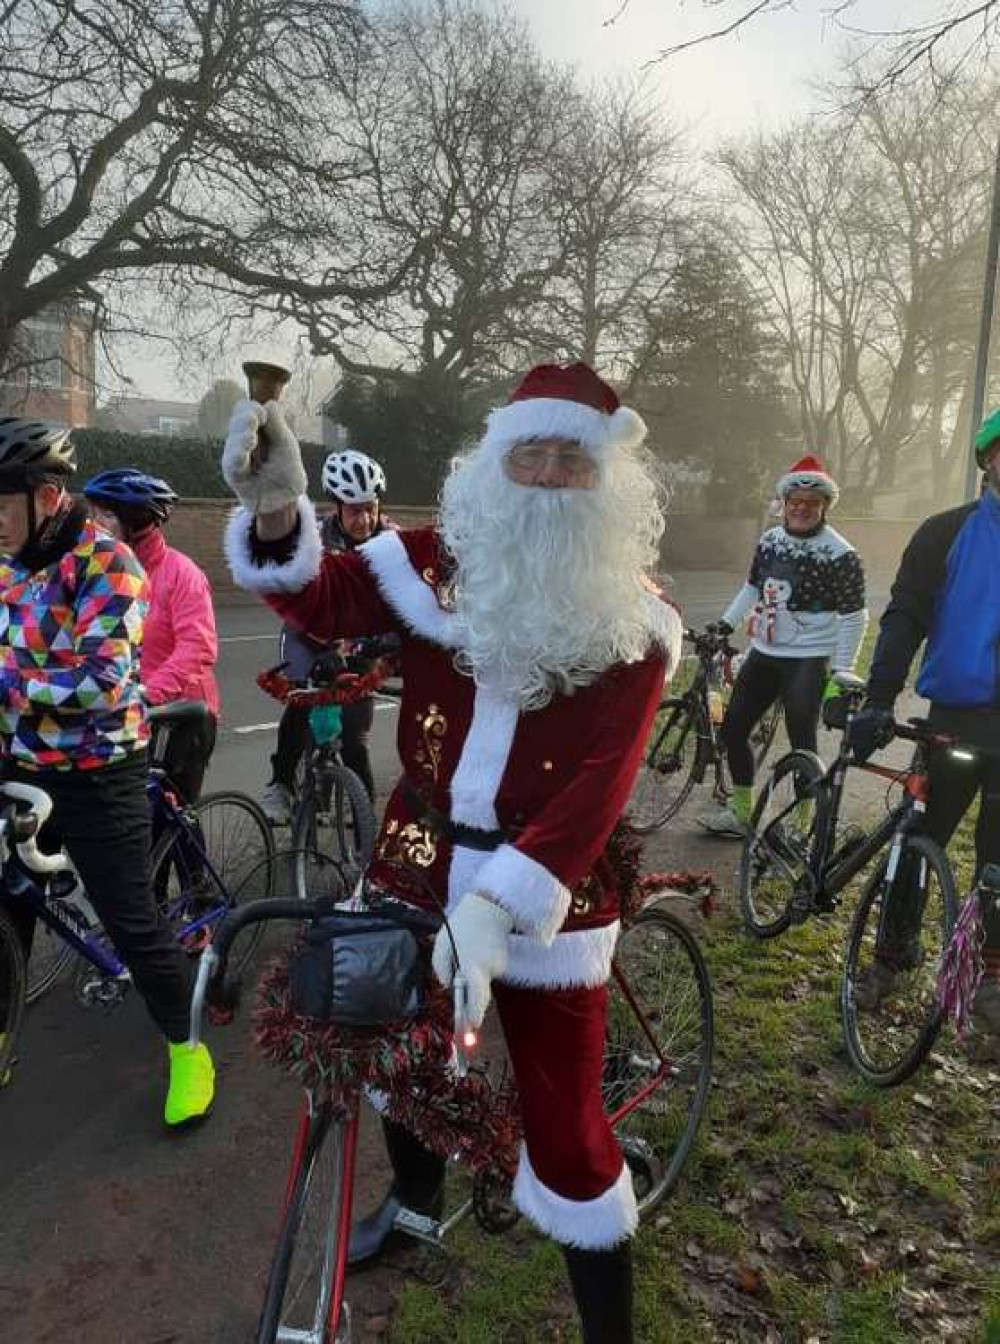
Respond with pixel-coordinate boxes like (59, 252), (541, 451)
(359, 530), (460, 648)
(643, 593), (684, 676)
(476, 843), (571, 945)
(502, 920), (619, 990)
(512, 1145), (637, 1249)
(224, 498), (323, 594)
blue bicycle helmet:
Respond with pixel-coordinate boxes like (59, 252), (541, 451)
(83, 468), (178, 525)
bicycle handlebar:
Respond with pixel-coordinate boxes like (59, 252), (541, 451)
(0, 783), (72, 876)
(187, 896), (481, 1068)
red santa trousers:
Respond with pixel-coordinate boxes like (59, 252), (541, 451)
(493, 980), (637, 1249)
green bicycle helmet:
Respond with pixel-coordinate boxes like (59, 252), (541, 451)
(973, 406), (1000, 469)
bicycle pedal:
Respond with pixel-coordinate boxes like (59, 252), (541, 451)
(788, 900), (812, 927)
(392, 1207), (447, 1245)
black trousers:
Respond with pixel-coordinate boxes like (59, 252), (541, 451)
(882, 706), (1000, 954)
(722, 649), (828, 787)
(270, 697), (375, 800)
(160, 711), (218, 804)
(3, 752), (192, 1040)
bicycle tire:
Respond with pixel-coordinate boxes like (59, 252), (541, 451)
(0, 905), (27, 1085)
(739, 749), (826, 940)
(293, 762), (375, 900)
(257, 1102), (353, 1344)
(841, 834), (957, 1088)
(605, 905), (714, 1215)
(629, 698), (703, 833)
(25, 914), (75, 1004)
(151, 791), (275, 975)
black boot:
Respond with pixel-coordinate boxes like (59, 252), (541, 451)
(347, 1119), (446, 1265)
(563, 1242), (634, 1344)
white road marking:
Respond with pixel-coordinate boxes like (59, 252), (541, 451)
(230, 700), (398, 735)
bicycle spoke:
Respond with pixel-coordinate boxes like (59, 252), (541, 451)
(606, 909), (713, 1212)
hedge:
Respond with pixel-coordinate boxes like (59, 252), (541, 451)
(72, 428), (330, 498)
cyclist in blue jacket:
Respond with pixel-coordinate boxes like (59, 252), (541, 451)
(849, 411), (1000, 1057)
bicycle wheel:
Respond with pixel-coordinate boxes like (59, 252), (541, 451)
(152, 791), (276, 975)
(841, 834), (957, 1087)
(629, 698), (703, 833)
(739, 749), (825, 939)
(294, 763), (375, 900)
(25, 912), (75, 1004)
(257, 1101), (354, 1344)
(604, 905), (714, 1215)
(0, 905), (27, 1086)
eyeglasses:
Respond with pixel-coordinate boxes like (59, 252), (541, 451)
(505, 442), (598, 488)
(785, 495), (824, 510)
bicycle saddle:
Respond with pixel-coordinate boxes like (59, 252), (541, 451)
(147, 700), (211, 727)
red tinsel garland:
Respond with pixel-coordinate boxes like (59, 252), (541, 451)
(257, 657), (393, 707)
(253, 955), (522, 1175)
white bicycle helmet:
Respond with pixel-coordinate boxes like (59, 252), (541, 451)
(322, 449), (386, 504)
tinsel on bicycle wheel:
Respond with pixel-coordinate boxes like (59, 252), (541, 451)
(254, 955), (521, 1177)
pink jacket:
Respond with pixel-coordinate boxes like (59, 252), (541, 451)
(133, 528), (220, 714)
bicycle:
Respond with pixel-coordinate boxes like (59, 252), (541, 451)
(740, 672), (962, 1086)
(191, 869), (716, 1343)
(630, 626), (781, 832)
(258, 641), (397, 901)
(23, 701), (276, 1005)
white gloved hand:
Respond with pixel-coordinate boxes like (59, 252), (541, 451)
(220, 398), (308, 514)
(432, 892), (515, 1029)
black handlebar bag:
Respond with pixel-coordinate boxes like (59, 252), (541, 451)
(287, 908), (439, 1028)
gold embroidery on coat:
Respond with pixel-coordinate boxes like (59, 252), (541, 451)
(379, 818), (438, 869)
(413, 703), (446, 784)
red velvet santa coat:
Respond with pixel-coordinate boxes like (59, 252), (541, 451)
(227, 499), (682, 991)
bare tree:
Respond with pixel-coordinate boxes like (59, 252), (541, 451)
(719, 65), (996, 499)
(609, 1), (1000, 86)
(520, 81), (691, 381)
(0, 0), (422, 384)
(293, 1), (575, 397)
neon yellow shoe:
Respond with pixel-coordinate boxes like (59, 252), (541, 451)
(164, 1040), (215, 1129)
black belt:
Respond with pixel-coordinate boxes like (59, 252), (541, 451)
(401, 777), (508, 853)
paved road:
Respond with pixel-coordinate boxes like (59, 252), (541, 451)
(0, 569), (894, 1342)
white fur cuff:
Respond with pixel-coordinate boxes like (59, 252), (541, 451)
(502, 921), (619, 990)
(475, 843), (571, 944)
(513, 1145), (637, 1249)
(224, 498), (323, 594)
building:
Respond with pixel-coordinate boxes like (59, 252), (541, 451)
(95, 396), (200, 437)
(0, 305), (97, 427)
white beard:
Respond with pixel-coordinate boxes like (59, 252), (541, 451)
(439, 443), (670, 709)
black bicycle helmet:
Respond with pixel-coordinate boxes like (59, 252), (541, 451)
(84, 468), (178, 526)
(0, 417), (77, 488)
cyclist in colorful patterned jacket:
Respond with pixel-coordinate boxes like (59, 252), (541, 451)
(699, 454), (868, 837)
(0, 418), (214, 1124)
(847, 410), (1000, 1057)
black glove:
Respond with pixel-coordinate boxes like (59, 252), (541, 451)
(845, 704), (895, 764)
(711, 620), (734, 639)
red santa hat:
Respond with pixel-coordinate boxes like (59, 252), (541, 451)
(776, 453), (839, 506)
(480, 362), (647, 460)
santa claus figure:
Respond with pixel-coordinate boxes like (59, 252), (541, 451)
(222, 362), (682, 1343)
